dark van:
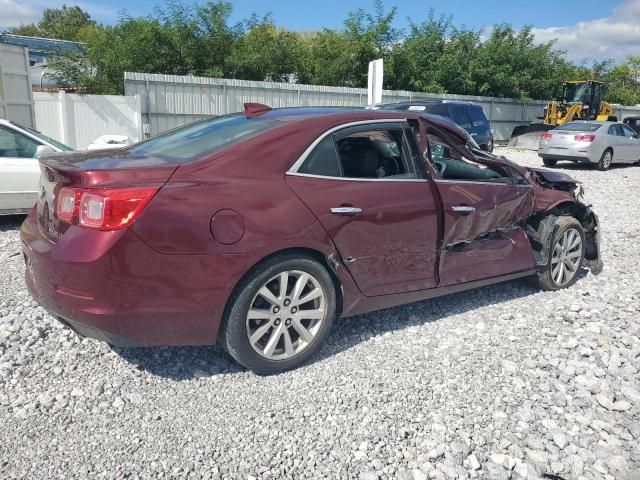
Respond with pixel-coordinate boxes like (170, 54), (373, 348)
(378, 100), (495, 152)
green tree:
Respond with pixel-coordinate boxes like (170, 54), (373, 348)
(387, 11), (454, 93)
(227, 15), (309, 82)
(7, 5), (95, 41)
(13, 0), (638, 104)
(307, 0), (399, 88)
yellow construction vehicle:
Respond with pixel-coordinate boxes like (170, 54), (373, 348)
(510, 80), (617, 147)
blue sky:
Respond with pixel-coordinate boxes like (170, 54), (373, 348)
(3, 0), (639, 61)
(218, 0), (613, 32)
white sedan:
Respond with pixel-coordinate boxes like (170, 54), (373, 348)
(0, 119), (73, 214)
(538, 121), (640, 171)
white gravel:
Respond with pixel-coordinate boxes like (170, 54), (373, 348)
(1, 148), (639, 480)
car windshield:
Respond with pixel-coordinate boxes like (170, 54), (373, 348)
(563, 83), (592, 104)
(128, 114), (283, 162)
(10, 122), (73, 151)
(555, 123), (602, 132)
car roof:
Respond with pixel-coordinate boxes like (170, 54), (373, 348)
(256, 106), (462, 131)
(237, 106), (469, 145)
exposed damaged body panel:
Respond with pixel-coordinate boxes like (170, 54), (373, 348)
(411, 117), (601, 288)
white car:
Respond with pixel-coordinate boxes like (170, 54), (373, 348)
(0, 119), (73, 214)
(538, 121), (640, 171)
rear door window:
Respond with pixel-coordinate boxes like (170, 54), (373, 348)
(449, 105), (472, 129)
(335, 128), (418, 179)
(621, 124), (638, 138)
(608, 125), (624, 136)
(467, 106), (488, 126)
(0, 126), (40, 158)
(298, 136), (342, 177)
(424, 104), (450, 118)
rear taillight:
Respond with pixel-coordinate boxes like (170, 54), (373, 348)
(541, 133), (553, 140)
(56, 188), (81, 223)
(55, 187), (158, 230)
(575, 134), (595, 142)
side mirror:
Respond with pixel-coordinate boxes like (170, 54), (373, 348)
(35, 145), (55, 158)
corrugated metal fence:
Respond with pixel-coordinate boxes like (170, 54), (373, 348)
(124, 72), (640, 142)
(0, 43), (35, 127)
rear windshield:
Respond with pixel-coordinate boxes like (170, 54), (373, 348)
(555, 122), (602, 132)
(128, 114), (282, 161)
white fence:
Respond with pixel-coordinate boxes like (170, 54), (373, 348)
(0, 43), (35, 127)
(124, 72), (640, 142)
(33, 92), (143, 150)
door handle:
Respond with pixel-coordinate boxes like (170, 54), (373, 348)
(452, 205), (476, 214)
(330, 207), (363, 215)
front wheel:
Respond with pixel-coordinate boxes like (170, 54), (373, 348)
(536, 217), (585, 291)
(543, 158), (557, 167)
(220, 253), (336, 374)
(598, 149), (613, 171)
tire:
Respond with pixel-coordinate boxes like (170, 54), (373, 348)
(219, 253), (336, 375)
(536, 216), (585, 291)
(543, 158), (557, 167)
(487, 135), (494, 153)
(598, 149), (613, 171)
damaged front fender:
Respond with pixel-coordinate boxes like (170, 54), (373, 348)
(525, 167), (602, 273)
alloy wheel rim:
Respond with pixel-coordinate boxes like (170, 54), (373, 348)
(551, 228), (582, 287)
(246, 270), (326, 360)
(603, 152), (612, 168)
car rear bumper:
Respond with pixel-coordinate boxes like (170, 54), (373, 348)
(538, 143), (599, 163)
(538, 153), (594, 163)
(20, 210), (257, 347)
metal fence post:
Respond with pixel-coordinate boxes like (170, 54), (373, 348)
(223, 84), (228, 115)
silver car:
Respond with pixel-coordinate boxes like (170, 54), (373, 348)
(538, 121), (640, 171)
(0, 119), (73, 215)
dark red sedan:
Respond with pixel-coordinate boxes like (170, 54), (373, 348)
(21, 105), (601, 374)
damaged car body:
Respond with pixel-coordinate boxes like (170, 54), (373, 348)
(21, 105), (601, 374)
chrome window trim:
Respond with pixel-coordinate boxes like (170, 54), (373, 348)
(286, 172), (428, 183)
(288, 119), (407, 173)
(433, 178), (531, 187)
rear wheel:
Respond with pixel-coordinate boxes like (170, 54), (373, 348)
(543, 158), (557, 167)
(220, 253), (336, 374)
(598, 149), (613, 171)
(536, 217), (585, 291)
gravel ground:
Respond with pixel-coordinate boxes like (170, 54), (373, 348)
(1, 147), (639, 480)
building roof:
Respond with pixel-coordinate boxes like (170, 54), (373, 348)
(0, 34), (84, 64)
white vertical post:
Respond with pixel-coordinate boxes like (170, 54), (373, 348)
(367, 58), (383, 107)
(58, 91), (75, 148)
(133, 94), (143, 143)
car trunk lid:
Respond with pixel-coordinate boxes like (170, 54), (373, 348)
(37, 150), (178, 242)
(549, 130), (594, 146)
